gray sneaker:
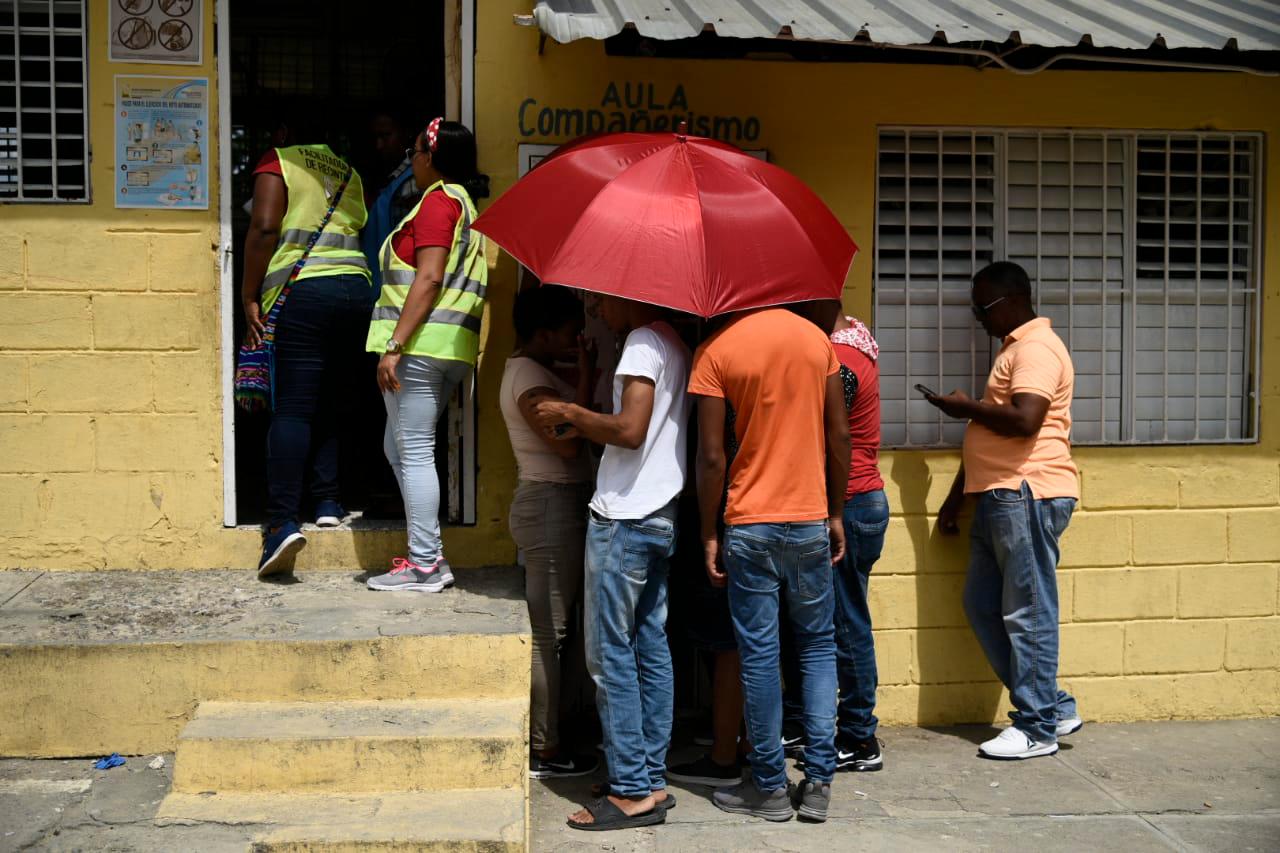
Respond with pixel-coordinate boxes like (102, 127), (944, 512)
(436, 557), (455, 588)
(712, 780), (793, 822)
(789, 779), (831, 823)
(367, 557), (449, 592)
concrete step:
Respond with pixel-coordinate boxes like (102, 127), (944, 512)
(173, 699), (527, 794)
(158, 788), (526, 852)
(0, 569), (531, 757)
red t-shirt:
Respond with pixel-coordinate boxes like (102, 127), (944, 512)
(391, 190), (462, 266)
(252, 150), (286, 205)
(834, 342), (885, 498)
(253, 149), (282, 177)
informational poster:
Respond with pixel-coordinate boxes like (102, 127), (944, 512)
(115, 76), (209, 210)
(110, 0), (203, 65)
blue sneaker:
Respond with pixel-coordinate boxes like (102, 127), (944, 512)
(258, 521), (306, 579)
(314, 500), (346, 528)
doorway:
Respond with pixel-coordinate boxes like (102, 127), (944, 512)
(221, 0), (471, 528)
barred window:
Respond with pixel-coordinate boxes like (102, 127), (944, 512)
(875, 128), (1260, 447)
(0, 0), (88, 202)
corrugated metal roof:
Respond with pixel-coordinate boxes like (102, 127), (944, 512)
(531, 1), (1280, 52)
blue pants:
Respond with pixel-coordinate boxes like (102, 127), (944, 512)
(781, 490), (889, 745)
(584, 502), (677, 798)
(834, 490), (890, 743)
(726, 522), (837, 789)
(383, 354), (470, 565)
(965, 482), (1078, 743)
(266, 274), (372, 527)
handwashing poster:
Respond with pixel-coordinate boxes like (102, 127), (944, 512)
(115, 76), (208, 210)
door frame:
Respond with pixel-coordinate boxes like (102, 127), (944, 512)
(216, 0), (478, 527)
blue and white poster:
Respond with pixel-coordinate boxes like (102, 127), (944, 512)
(115, 76), (209, 210)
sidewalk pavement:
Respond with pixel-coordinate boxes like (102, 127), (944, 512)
(1, 719), (1275, 851)
(532, 719), (1279, 852)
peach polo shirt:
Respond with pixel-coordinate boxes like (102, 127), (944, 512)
(962, 317), (1079, 500)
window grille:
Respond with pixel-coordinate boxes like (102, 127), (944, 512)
(0, 0), (88, 202)
(875, 130), (997, 446)
(875, 128), (1260, 447)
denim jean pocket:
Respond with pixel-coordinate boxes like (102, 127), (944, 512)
(850, 516), (888, 564)
(852, 516), (890, 538)
(618, 517), (674, 580)
(989, 487), (1026, 504)
(795, 539), (833, 601)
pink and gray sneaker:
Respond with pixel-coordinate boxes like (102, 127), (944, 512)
(367, 557), (454, 593)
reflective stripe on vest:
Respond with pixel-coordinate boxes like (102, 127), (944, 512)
(260, 145), (369, 313)
(365, 181), (488, 364)
(277, 228), (364, 251)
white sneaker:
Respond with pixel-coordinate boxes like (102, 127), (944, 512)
(1056, 717), (1083, 738)
(979, 727), (1058, 760)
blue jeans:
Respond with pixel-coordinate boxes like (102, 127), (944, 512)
(781, 492), (888, 743)
(725, 522), (837, 789)
(965, 482), (1078, 744)
(834, 490), (890, 743)
(383, 355), (471, 565)
(267, 274), (373, 527)
(584, 502), (677, 798)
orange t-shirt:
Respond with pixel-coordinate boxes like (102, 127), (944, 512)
(689, 309), (840, 525)
(962, 317), (1079, 499)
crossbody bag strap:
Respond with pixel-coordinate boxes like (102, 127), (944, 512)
(261, 164), (354, 341)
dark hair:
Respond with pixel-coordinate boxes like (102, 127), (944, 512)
(973, 261), (1032, 300)
(266, 98), (328, 148)
(425, 120), (489, 199)
(513, 285), (584, 344)
(785, 299), (842, 335)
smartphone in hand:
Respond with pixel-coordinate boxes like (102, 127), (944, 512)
(914, 384), (937, 398)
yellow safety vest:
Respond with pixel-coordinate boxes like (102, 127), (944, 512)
(366, 181), (487, 364)
(260, 145), (369, 313)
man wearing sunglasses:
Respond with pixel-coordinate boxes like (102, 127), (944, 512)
(925, 261), (1082, 761)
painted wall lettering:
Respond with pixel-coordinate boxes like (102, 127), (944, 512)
(518, 82), (760, 144)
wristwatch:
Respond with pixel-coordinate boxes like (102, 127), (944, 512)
(385, 339), (403, 355)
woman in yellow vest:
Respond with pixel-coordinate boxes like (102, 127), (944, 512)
(241, 128), (370, 578)
(365, 119), (488, 593)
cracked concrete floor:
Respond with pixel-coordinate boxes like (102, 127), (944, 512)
(0, 754), (252, 852)
(533, 719), (1280, 852)
(1, 720), (1276, 851)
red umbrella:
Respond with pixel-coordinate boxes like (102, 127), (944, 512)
(472, 130), (856, 318)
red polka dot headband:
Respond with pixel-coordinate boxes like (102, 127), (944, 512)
(425, 117), (443, 152)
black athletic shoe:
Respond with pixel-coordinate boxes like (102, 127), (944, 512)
(836, 738), (883, 772)
(667, 754), (741, 787)
(529, 752), (599, 779)
(781, 721), (807, 759)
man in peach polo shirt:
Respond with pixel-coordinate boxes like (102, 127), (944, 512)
(928, 261), (1082, 761)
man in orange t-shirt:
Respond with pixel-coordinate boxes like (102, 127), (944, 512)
(928, 261), (1081, 762)
(690, 306), (851, 822)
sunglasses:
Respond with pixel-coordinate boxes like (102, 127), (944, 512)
(971, 295), (1005, 320)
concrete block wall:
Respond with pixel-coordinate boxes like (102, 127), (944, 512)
(870, 451), (1280, 725)
(0, 222), (225, 568)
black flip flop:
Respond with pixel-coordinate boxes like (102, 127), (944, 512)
(567, 796), (666, 831)
(588, 783), (677, 811)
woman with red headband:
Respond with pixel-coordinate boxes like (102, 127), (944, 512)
(365, 118), (489, 592)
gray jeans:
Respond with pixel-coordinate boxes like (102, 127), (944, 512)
(509, 479), (592, 752)
(383, 354), (471, 566)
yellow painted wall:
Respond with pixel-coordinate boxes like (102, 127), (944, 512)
(0, 2), (224, 568)
(470, 1), (1280, 722)
(0, 0), (1277, 722)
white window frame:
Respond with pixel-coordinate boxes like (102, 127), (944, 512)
(0, 0), (89, 203)
(874, 125), (1263, 449)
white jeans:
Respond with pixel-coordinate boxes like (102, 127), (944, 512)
(382, 354), (471, 565)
